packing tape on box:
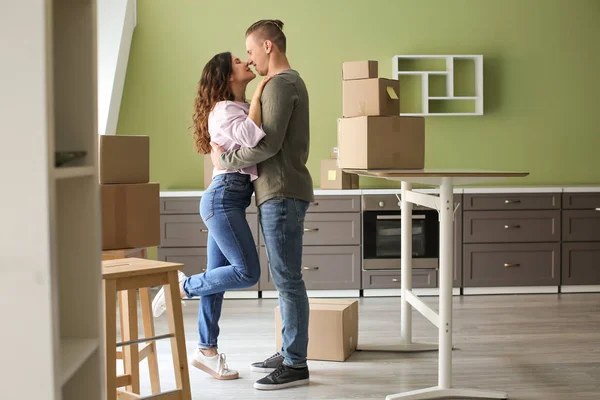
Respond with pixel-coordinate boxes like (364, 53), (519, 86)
(387, 86), (399, 99)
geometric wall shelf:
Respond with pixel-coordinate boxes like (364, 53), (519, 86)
(393, 55), (483, 116)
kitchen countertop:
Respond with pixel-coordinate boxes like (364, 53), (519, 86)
(160, 186), (600, 197)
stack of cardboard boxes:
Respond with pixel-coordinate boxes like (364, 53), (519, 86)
(337, 60), (425, 170)
(98, 135), (160, 250)
(320, 147), (359, 190)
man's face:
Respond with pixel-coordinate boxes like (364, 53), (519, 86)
(245, 33), (269, 76)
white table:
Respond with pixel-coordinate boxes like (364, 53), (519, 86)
(344, 169), (529, 400)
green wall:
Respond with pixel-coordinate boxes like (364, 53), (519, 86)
(117, 0), (600, 189)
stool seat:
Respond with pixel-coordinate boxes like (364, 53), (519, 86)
(103, 257), (182, 279)
(102, 257), (191, 400)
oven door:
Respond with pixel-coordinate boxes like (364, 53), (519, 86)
(363, 210), (439, 270)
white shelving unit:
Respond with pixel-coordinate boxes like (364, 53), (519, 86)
(1, 1), (104, 400)
(392, 55), (484, 116)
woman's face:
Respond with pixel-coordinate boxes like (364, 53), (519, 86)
(230, 55), (255, 84)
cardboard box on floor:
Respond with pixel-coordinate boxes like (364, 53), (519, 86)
(275, 299), (359, 362)
(342, 78), (400, 118)
(204, 154), (213, 189)
(337, 116), (425, 170)
(342, 60), (378, 80)
(99, 135), (149, 184)
(101, 183), (160, 250)
(320, 159), (359, 190)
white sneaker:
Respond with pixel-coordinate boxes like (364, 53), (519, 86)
(190, 349), (239, 380)
(152, 271), (188, 318)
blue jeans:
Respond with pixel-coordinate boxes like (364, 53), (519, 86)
(259, 197), (310, 368)
(183, 173), (260, 349)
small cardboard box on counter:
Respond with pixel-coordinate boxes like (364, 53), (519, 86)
(99, 135), (149, 184)
(275, 299), (358, 362)
(204, 154), (214, 189)
(320, 159), (359, 190)
(342, 78), (400, 118)
(342, 60), (378, 80)
(337, 116), (425, 170)
(101, 183), (160, 250)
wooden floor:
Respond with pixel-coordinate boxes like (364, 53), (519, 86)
(122, 293), (600, 400)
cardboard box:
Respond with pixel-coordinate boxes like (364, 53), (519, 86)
(342, 78), (400, 118)
(337, 116), (425, 169)
(101, 183), (160, 250)
(320, 159), (359, 190)
(204, 154), (214, 189)
(99, 135), (149, 184)
(275, 299), (358, 362)
(342, 60), (378, 80)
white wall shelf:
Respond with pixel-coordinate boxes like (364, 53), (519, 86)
(54, 166), (96, 180)
(59, 338), (100, 386)
(393, 55), (484, 116)
(1, 1), (104, 399)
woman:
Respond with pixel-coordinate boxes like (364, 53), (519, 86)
(152, 52), (271, 380)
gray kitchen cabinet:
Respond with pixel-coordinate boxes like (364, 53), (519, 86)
(161, 196), (257, 214)
(157, 247), (259, 291)
(562, 210), (600, 242)
(160, 214), (258, 247)
(464, 193), (561, 211)
(362, 269), (437, 289)
(301, 213), (361, 246)
(308, 195), (361, 213)
(462, 193), (561, 289)
(259, 246), (361, 291)
(463, 243), (560, 287)
(463, 210), (561, 244)
(562, 242), (600, 285)
(562, 193), (600, 210)
(560, 192), (600, 286)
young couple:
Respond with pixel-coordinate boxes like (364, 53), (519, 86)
(152, 19), (314, 391)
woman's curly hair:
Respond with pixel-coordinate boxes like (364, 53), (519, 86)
(191, 52), (234, 154)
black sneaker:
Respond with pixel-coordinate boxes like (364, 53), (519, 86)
(253, 364), (310, 390)
(250, 352), (284, 373)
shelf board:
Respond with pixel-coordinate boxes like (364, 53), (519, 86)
(401, 112), (483, 117)
(397, 71), (448, 75)
(428, 96), (478, 100)
(54, 166), (95, 180)
(60, 338), (99, 386)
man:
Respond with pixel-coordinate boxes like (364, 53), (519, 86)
(210, 19), (314, 390)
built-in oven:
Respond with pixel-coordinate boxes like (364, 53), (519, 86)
(362, 194), (439, 270)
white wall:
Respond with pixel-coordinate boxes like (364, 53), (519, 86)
(98, 0), (136, 135)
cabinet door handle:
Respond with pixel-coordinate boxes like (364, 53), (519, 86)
(504, 199), (521, 204)
(504, 224), (521, 229)
(304, 228), (319, 232)
(504, 263), (521, 268)
(392, 278), (399, 282)
(201, 229), (209, 233)
(311, 202), (319, 206)
(303, 266), (319, 271)
(595, 208), (600, 211)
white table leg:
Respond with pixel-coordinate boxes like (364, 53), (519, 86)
(386, 178), (508, 400)
(358, 181), (437, 353)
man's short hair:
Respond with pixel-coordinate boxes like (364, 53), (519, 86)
(246, 19), (286, 53)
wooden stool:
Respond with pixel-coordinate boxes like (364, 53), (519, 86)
(101, 248), (161, 396)
(102, 257), (191, 400)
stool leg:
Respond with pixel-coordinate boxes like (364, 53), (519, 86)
(140, 287), (161, 394)
(119, 289), (140, 394)
(104, 279), (118, 400)
(165, 271), (192, 400)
